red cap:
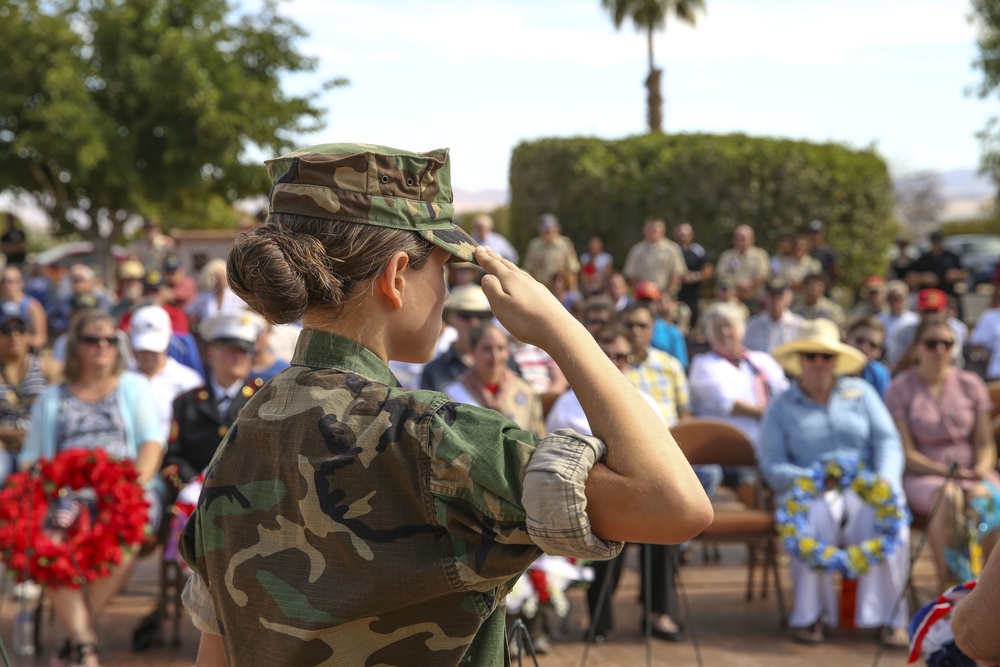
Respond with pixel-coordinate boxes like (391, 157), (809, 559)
(864, 275), (886, 289)
(917, 288), (947, 311)
(634, 281), (661, 302)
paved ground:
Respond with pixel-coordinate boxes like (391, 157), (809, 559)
(0, 537), (939, 667)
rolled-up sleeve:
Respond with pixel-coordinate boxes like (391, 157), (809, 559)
(522, 429), (624, 560)
(182, 571), (219, 634)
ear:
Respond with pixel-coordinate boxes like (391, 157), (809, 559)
(376, 251), (410, 310)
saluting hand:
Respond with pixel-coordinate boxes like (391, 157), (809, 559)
(474, 246), (579, 349)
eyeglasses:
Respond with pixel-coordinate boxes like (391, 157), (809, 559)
(0, 323), (27, 336)
(622, 321), (650, 330)
(585, 318), (610, 328)
(852, 337), (881, 350)
(455, 311), (491, 321)
(604, 351), (634, 364)
(922, 338), (955, 351)
(801, 352), (836, 362)
(80, 335), (118, 347)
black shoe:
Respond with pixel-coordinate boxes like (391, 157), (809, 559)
(650, 626), (685, 642)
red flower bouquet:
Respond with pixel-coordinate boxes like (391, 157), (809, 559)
(0, 449), (149, 588)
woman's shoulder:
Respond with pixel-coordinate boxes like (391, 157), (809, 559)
(950, 368), (990, 399)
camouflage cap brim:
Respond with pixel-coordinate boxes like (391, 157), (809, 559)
(417, 226), (478, 263)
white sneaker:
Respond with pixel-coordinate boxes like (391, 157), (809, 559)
(11, 581), (41, 601)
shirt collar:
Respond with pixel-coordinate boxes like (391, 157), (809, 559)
(291, 329), (400, 388)
(210, 376), (242, 400)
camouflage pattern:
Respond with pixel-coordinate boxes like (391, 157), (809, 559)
(266, 143), (478, 262)
(180, 329), (548, 666)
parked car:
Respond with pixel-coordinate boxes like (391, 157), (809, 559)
(942, 234), (1000, 286)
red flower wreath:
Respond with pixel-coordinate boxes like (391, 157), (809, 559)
(0, 449), (149, 588)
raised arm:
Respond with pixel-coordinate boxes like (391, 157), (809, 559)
(475, 247), (713, 545)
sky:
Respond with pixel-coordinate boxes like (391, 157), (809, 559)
(268, 0), (994, 197)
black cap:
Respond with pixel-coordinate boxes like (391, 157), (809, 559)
(164, 255), (182, 271)
(808, 220), (824, 232)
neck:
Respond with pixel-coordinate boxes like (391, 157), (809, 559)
(800, 375), (834, 404)
(142, 356), (168, 378)
(476, 368), (504, 386)
(917, 363), (948, 385)
(769, 310), (782, 322)
(74, 367), (115, 388)
(302, 303), (390, 363)
(214, 372), (241, 389)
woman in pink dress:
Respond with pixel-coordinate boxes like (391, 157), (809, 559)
(885, 316), (1000, 591)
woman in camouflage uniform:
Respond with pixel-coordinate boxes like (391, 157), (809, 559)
(181, 143), (713, 667)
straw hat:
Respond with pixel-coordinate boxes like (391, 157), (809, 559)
(772, 318), (866, 377)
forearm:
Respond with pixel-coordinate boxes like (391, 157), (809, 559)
(731, 400), (763, 419)
(904, 450), (951, 477)
(134, 440), (164, 484)
(546, 320), (711, 541)
(196, 632), (226, 667)
(953, 553), (1000, 664)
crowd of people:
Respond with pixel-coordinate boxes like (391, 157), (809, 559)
(1, 191), (998, 664)
(0, 214), (299, 666)
(396, 211), (1000, 653)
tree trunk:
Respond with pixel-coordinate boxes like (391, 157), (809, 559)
(645, 26), (663, 133)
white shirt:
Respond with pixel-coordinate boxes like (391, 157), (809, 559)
(187, 289), (248, 322)
(146, 357), (204, 441)
(689, 350), (789, 447)
(744, 310), (804, 354)
(971, 307), (1000, 379)
(545, 387), (664, 436)
(879, 310), (920, 365)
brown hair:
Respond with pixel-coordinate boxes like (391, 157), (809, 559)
(65, 309), (128, 382)
(227, 212), (435, 324)
(892, 315), (952, 374)
(469, 322), (504, 350)
(846, 315), (885, 337)
(595, 323), (631, 346)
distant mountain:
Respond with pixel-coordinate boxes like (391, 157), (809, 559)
(453, 188), (508, 213)
(936, 168), (995, 201)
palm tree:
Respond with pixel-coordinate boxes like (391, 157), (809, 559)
(601, 0), (706, 133)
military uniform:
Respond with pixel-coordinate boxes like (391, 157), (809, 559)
(181, 330), (619, 667)
(164, 377), (262, 483)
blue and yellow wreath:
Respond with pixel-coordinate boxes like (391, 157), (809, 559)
(774, 453), (910, 579)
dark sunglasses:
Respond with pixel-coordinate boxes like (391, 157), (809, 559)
(802, 352), (835, 362)
(0, 323), (27, 336)
(80, 335), (118, 347)
(852, 337), (881, 350)
(922, 338), (955, 351)
(455, 311), (491, 321)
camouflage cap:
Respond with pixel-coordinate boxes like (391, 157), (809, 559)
(266, 143), (477, 262)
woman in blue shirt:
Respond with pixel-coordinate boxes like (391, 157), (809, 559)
(759, 319), (909, 648)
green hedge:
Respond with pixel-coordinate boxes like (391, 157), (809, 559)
(507, 133), (896, 291)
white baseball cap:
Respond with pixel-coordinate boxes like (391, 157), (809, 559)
(129, 305), (172, 353)
(199, 311), (264, 351)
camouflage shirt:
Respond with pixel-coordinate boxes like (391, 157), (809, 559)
(180, 329), (620, 666)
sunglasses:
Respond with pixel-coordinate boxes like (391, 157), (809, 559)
(0, 323), (27, 336)
(922, 338), (955, 351)
(852, 337), (881, 350)
(585, 318), (610, 328)
(604, 351), (634, 364)
(801, 352), (836, 362)
(80, 335), (118, 347)
(455, 311), (491, 321)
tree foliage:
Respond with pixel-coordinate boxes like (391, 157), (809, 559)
(600, 0), (705, 133)
(972, 0), (1000, 190)
(0, 0), (336, 248)
(508, 134), (896, 291)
